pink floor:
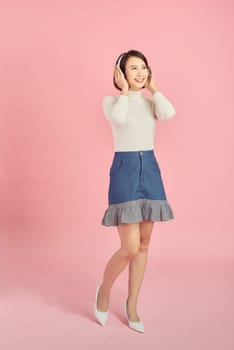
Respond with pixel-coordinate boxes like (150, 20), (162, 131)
(0, 254), (233, 350)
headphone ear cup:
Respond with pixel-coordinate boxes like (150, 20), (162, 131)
(118, 66), (126, 78)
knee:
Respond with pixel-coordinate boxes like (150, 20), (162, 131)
(139, 238), (151, 252)
(139, 222), (153, 252)
(124, 244), (140, 259)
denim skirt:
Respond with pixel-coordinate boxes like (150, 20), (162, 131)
(101, 150), (174, 226)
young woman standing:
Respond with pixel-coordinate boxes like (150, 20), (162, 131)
(94, 49), (176, 333)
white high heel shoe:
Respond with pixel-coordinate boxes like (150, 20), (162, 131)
(94, 285), (108, 326)
(123, 300), (144, 333)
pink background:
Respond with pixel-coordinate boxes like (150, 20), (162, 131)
(0, 1), (233, 349)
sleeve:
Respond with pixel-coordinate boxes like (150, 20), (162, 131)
(102, 95), (129, 126)
(151, 91), (176, 120)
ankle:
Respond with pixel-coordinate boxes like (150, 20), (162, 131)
(126, 300), (140, 322)
(97, 285), (109, 312)
(99, 284), (110, 299)
(127, 297), (137, 308)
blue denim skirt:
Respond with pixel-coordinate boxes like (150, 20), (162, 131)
(102, 150), (174, 226)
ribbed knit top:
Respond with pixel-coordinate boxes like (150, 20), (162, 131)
(103, 90), (176, 152)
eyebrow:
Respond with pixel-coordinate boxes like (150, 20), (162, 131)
(129, 64), (146, 68)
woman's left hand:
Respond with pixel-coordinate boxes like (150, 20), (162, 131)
(145, 66), (159, 94)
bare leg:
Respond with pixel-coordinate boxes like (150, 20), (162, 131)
(97, 223), (140, 312)
(127, 221), (154, 322)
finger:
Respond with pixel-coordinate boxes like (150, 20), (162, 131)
(117, 66), (123, 74)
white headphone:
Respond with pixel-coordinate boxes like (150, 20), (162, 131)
(117, 53), (125, 67)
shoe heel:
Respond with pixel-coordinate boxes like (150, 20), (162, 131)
(94, 285), (108, 326)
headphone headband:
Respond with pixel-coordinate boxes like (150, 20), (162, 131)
(117, 53), (125, 67)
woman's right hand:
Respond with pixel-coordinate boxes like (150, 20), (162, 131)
(114, 65), (129, 93)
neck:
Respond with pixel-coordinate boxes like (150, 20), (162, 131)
(128, 90), (142, 94)
(127, 90), (143, 99)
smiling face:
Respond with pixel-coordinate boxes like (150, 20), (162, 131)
(125, 56), (149, 91)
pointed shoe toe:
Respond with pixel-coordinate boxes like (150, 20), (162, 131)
(123, 301), (144, 333)
(94, 285), (108, 326)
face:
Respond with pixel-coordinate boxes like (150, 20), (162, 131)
(124, 56), (149, 91)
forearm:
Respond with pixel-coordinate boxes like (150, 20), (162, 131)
(121, 89), (129, 96)
(152, 91), (176, 120)
(148, 86), (159, 95)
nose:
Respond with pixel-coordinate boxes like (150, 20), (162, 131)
(136, 68), (146, 77)
(136, 70), (143, 77)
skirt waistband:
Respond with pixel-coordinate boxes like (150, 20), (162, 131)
(114, 150), (154, 159)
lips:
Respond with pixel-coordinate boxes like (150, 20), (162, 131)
(135, 78), (145, 83)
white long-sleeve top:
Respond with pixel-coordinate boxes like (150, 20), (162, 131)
(103, 90), (176, 152)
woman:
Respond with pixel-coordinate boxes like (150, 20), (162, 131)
(94, 49), (175, 333)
